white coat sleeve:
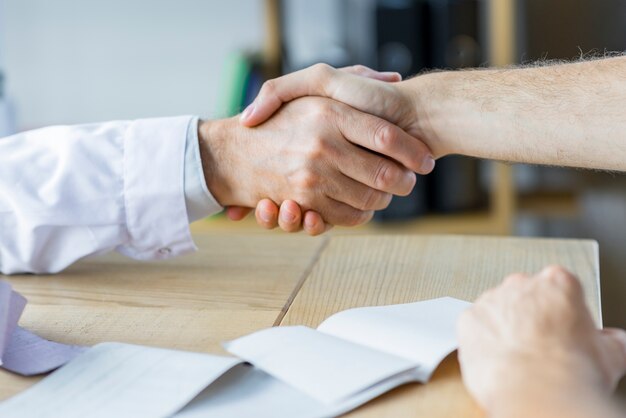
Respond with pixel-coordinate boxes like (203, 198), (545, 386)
(0, 116), (219, 274)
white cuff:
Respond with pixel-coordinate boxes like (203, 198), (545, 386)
(118, 116), (196, 260)
(183, 117), (224, 223)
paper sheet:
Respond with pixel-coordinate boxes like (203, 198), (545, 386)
(0, 280), (27, 364)
(2, 327), (87, 376)
(175, 362), (422, 418)
(317, 297), (471, 379)
(224, 325), (417, 404)
(0, 280), (85, 376)
(0, 342), (242, 418)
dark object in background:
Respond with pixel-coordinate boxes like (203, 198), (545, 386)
(518, 0), (626, 61)
(426, 0), (486, 214)
(376, 0), (428, 76)
(374, 0), (486, 221)
(374, 0), (430, 220)
(430, 156), (486, 213)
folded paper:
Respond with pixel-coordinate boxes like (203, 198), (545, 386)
(0, 280), (86, 376)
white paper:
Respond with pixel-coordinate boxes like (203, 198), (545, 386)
(175, 362), (421, 418)
(224, 325), (417, 404)
(317, 297), (471, 379)
(0, 342), (242, 418)
(174, 364), (325, 418)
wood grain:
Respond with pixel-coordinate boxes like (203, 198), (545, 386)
(280, 234), (600, 417)
(0, 233), (600, 416)
(0, 233), (325, 401)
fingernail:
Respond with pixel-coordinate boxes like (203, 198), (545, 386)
(422, 155), (435, 173)
(260, 209), (273, 223)
(281, 210), (296, 223)
(382, 71), (402, 80)
(304, 216), (316, 229)
(240, 103), (255, 122)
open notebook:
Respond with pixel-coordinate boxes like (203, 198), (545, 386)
(0, 297), (470, 418)
(177, 297), (470, 418)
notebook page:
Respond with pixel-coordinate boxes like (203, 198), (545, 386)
(0, 342), (242, 418)
(175, 361), (420, 418)
(317, 297), (471, 380)
(224, 325), (417, 404)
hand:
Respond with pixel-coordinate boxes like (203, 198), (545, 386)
(225, 65), (417, 233)
(234, 64), (436, 234)
(239, 64), (424, 145)
(199, 96), (434, 228)
(457, 265), (626, 417)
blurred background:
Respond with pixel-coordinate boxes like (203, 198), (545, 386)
(1, 0), (625, 384)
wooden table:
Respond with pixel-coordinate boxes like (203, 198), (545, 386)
(0, 234), (600, 417)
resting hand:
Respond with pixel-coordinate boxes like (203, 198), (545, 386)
(201, 96), (432, 228)
(457, 265), (626, 418)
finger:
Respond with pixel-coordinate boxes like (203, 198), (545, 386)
(240, 63), (402, 128)
(225, 206), (253, 221)
(502, 272), (530, 287)
(601, 328), (626, 383)
(339, 65), (402, 82)
(326, 173), (394, 211)
(278, 200), (303, 233)
(335, 142), (417, 196)
(303, 211), (327, 236)
(255, 199), (279, 229)
(317, 197), (374, 227)
(336, 107), (435, 174)
(602, 328), (626, 359)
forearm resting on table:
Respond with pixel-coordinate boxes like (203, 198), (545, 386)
(410, 56), (626, 171)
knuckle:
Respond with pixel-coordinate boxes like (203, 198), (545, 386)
(373, 122), (398, 152)
(293, 169), (320, 191)
(352, 64), (368, 74)
(308, 102), (335, 123)
(503, 272), (528, 285)
(373, 160), (399, 191)
(307, 136), (330, 160)
(359, 188), (378, 211)
(542, 265), (579, 290)
(313, 62), (333, 79)
(261, 79), (276, 96)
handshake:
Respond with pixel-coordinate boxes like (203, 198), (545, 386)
(199, 64), (446, 235)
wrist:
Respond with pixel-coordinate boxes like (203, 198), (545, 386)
(198, 118), (238, 207)
(483, 358), (607, 418)
(402, 69), (500, 160)
(398, 72), (451, 158)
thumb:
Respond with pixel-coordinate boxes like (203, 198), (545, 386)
(240, 64), (400, 127)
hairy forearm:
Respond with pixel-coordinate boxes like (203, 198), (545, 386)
(407, 56), (626, 171)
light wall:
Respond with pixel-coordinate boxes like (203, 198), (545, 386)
(0, 0), (264, 130)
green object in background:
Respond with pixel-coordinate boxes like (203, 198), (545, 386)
(216, 53), (251, 118)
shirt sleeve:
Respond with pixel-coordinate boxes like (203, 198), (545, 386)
(0, 116), (209, 274)
(183, 117), (223, 223)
